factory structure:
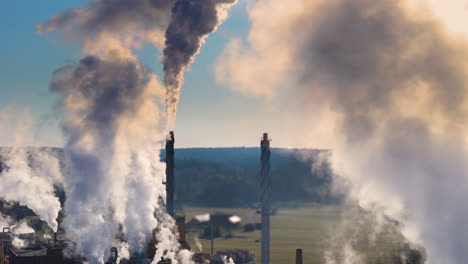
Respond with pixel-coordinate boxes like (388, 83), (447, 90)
(0, 132), (304, 264)
(159, 132), (258, 264)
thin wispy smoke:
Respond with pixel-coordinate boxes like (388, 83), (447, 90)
(194, 237), (202, 252)
(163, 0), (237, 124)
(216, 0), (468, 263)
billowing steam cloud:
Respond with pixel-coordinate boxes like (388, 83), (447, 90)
(216, 0), (468, 263)
(40, 0), (237, 124)
(38, 0), (175, 58)
(39, 0), (238, 263)
(0, 148), (62, 232)
(50, 55), (167, 263)
(163, 0), (237, 124)
(0, 107), (63, 232)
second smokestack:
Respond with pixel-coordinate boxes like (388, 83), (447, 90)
(260, 133), (271, 264)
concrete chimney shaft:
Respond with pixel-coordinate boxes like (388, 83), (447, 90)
(165, 131), (175, 217)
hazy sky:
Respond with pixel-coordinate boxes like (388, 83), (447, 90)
(1, 0), (468, 148)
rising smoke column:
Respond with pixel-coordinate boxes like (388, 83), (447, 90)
(40, 0), (238, 125)
(40, 0), (238, 262)
(163, 0), (237, 124)
(40, 1), (174, 262)
(39, 0), (179, 259)
(216, 0), (468, 263)
(50, 55), (169, 263)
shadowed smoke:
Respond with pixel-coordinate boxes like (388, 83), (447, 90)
(163, 0), (237, 124)
(215, 0), (468, 262)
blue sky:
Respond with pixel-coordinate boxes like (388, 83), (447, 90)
(0, 1), (305, 148)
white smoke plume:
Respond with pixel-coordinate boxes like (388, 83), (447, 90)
(13, 221), (35, 235)
(50, 55), (168, 263)
(163, 0), (238, 125)
(0, 107), (63, 232)
(216, 0), (468, 263)
(177, 249), (195, 264)
(117, 242), (130, 262)
(152, 210), (180, 263)
(222, 256), (235, 264)
(0, 147), (62, 232)
(0, 215), (36, 249)
(12, 237), (27, 249)
(194, 237), (202, 252)
(39, 4), (173, 260)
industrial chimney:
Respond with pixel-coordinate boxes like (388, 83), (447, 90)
(260, 133), (271, 264)
(296, 248), (303, 264)
(165, 131), (175, 217)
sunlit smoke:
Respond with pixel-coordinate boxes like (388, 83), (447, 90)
(0, 107), (63, 232)
(50, 55), (168, 263)
(216, 0), (468, 263)
(38, 0), (239, 262)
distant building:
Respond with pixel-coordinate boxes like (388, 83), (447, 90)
(210, 249), (255, 264)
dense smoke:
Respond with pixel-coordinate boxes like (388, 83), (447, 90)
(39, 0), (237, 262)
(163, 0), (237, 124)
(50, 55), (168, 263)
(216, 0), (468, 263)
(40, 0), (237, 124)
(40, 0), (174, 262)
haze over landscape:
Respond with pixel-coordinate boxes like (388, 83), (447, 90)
(2, 1), (468, 264)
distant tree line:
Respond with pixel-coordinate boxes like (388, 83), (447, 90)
(169, 148), (340, 207)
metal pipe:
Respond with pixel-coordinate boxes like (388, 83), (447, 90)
(260, 133), (271, 264)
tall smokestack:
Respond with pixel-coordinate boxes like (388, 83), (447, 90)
(296, 248), (303, 264)
(260, 133), (271, 264)
(165, 131), (175, 217)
